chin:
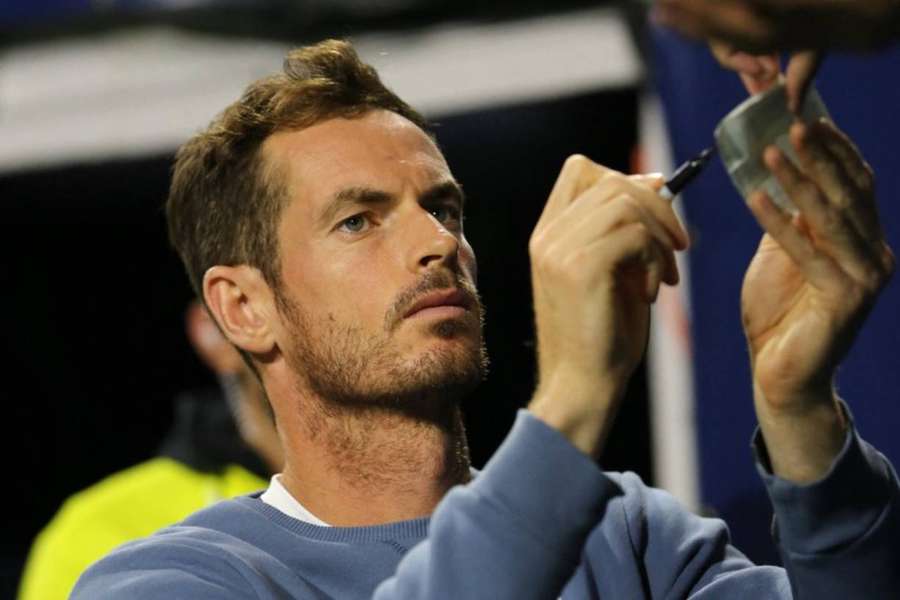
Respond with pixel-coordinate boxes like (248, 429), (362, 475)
(405, 334), (487, 391)
(423, 312), (482, 339)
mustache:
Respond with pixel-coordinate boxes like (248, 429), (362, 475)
(385, 270), (481, 332)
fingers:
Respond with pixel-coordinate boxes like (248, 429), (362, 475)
(573, 221), (672, 302)
(531, 164), (687, 304)
(791, 121), (883, 240)
(564, 172), (689, 251)
(655, 0), (777, 51)
(710, 42), (781, 95)
(809, 120), (874, 193)
(539, 155), (687, 247)
(628, 172), (666, 192)
(746, 190), (844, 288)
(763, 135), (886, 286)
(538, 154), (612, 229)
(539, 179), (683, 294)
(573, 192), (681, 286)
(784, 51), (823, 113)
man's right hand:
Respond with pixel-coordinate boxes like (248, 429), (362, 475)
(526, 156), (689, 457)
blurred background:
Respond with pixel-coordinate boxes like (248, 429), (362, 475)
(2, 0), (899, 596)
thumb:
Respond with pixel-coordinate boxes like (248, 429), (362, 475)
(785, 51), (823, 114)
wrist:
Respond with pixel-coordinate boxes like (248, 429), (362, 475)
(754, 384), (848, 483)
(751, 371), (837, 416)
(528, 370), (626, 458)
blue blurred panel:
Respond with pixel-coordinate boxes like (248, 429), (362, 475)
(652, 25), (900, 563)
(0, 0), (90, 26)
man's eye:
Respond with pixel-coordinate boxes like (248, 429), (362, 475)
(338, 214), (369, 233)
(430, 205), (462, 225)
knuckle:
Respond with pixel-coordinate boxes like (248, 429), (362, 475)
(534, 243), (568, 278)
(797, 179), (821, 202)
(860, 268), (884, 294)
(594, 172), (626, 195)
(818, 206), (844, 232)
(531, 242), (555, 271)
(619, 195), (644, 218)
(627, 221), (653, 246)
(881, 245), (896, 279)
(563, 153), (594, 175)
(528, 231), (545, 256)
(860, 163), (876, 195)
(551, 252), (584, 286)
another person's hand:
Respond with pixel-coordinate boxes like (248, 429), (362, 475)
(710, 42), (821, 113)
(655, 0), (900, 53)
(741, 120), (894, 482)
(527, 157), (689, 457)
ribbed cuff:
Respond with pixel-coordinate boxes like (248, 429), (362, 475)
(754, 401), (894, 555)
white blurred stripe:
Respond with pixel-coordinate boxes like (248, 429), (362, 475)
(0, 7), (641, 173)
(641, 92), (701, 512)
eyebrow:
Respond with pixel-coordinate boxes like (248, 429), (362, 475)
(317, 180), (466, 230)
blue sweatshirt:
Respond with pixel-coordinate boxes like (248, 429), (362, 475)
(71, 409), (899, 599)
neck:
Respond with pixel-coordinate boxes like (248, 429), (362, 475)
(277, 393), (471, 527)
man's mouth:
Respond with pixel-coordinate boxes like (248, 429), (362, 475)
(403, 288), (473, 319)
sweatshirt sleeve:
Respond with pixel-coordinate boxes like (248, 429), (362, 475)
(755, 401), (900, 599)
(372, 409), (615, 600)
(621, 402), (900, 599)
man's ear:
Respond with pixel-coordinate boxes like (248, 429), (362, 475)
(202, 265), (276, 356)
(184, 300), (244, 376)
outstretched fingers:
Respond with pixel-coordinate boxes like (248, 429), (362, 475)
(763, 129), (889, 290)
(791, 122), (882, 240)
(746, 189), (843, 290)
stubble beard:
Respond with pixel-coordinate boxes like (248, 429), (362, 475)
(279, 275), (489, 424)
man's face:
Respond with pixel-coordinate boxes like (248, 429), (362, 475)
(264, 110), (487, 414)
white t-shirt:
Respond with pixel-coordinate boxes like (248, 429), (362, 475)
(260, 474), (331, 527)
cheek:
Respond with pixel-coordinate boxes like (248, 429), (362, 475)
(459, 237), (478, 283)
(316, 248), (395, 321)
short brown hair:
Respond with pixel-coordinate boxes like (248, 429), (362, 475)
(167, 39), (430, 300)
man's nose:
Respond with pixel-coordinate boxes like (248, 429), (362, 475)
(405, 208), (461, 272)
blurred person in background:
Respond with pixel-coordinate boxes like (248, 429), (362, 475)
(72, 40), (899, 599)
(17, 301), (282, 600)
(654, 0), (900, 112)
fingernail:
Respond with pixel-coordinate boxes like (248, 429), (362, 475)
(630, 172), (665, 184)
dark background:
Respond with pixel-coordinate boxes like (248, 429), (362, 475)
(1, 88), (647, 595)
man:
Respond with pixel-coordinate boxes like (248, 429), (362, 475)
(654, 0), (900, 112)
(72, 39), (899, 598)
(19, 302), (282, 600)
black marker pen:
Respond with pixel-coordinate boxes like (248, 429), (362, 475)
(659, 147), (716, 201)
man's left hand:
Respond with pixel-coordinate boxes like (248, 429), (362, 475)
(742, 120), (894, 482)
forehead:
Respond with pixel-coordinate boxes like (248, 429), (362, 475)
(262, 110), (451, 205)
